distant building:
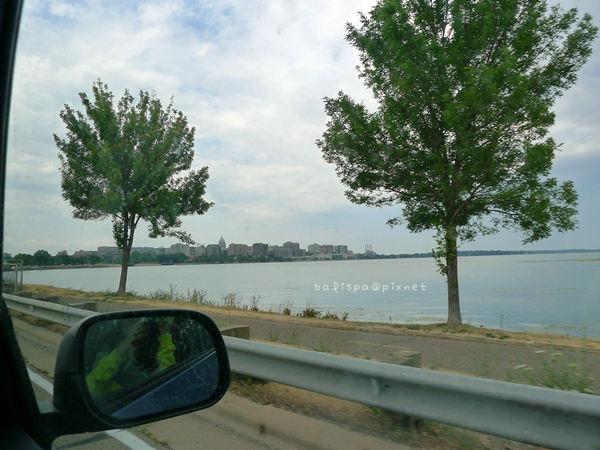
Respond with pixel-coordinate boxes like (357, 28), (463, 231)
(73, 250), (98, 258)
(167, 243), (190, 256)
(56, 250), (68, 256)
(307, 243), (321, 254)
(334, 245), (348, 254)
(252, 243), (268, 257)
(193, 245), (206, 257)
(228, 243), (249, 256)
(131, 246), (156, 254)
(270, 246), (293, 258)
(97, 246), (120, 261)
(218, 236), (226, 253)
(320, 244), (333, 254)
(206, 244), (221, 257)
(283, 241), (300, 257)
(190, 245), (206, 259)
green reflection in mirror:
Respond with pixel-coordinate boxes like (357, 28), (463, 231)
(84, 316), (219, 419)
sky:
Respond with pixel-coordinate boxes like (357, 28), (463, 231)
(3, 0), (600, 256)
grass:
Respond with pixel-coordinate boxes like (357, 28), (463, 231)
(10, 310), (69, 335)
(147, 284), (211, 305)
(266, 326), (279, 342)
(285, 327), (305, 346)
(16, 283), (600, 351)
(136, 426), (172, 449)
(313, 336), (340, 353)
(297, 299), (321, 318)
(227, 375), (525, 450)
(507, 350), (596, 394)
(15, 283), (600, 450)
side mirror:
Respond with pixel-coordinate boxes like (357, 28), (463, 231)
(48, 309), (230, 435)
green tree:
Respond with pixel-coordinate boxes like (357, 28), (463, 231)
(317, 0), (597, 324)
(56, 80), (213, 294)
(129, 251), (143, 265)
(88, 255), (102, 265)
(33, 250), (52, 266)
(13, 253), (33, 266)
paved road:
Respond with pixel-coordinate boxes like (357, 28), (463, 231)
(13, 316), (414, 450)
(82, 298), (600, 389)
(207, 312), (600, 389)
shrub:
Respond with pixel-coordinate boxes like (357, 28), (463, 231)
(507, 351), (596, 394)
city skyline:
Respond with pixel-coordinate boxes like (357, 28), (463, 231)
(4, 0), (599, 256)
(20, 236), (358, 258)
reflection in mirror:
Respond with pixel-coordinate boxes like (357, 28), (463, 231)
(84, 316), (219, 419)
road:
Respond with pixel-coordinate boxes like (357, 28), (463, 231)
(230, 314), (600, 384)
(85, 298), (600, 385)
(13, 316), (414, 450)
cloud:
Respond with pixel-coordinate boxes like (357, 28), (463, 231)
(4, 0), (600, 256)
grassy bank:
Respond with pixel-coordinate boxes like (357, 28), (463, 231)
(12, 284), (599, 450)
(17, 283), (600, 350)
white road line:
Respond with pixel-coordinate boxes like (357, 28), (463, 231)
(27, 369), (157, 450)
(105, 430), (157, 450)
(27, 369), (54, 395)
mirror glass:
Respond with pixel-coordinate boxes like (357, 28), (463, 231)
(83, 315), (219, 419)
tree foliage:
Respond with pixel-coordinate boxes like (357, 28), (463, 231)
(11, 250), (102, 267)
(56, 80), (213, 293)
(317, 0), (597, 324)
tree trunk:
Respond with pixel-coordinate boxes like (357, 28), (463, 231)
(117, 247), (130, 295)
(116, 213), (136, 295)
(445, 228), (462, 325)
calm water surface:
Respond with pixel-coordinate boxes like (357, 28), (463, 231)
(23, 252), (600, 338)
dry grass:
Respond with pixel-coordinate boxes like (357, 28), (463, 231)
(9, 310), (69, 335)
(20, 284), (600, 351)
(16, 283), (573, 450)
(229, 375), (545, 450)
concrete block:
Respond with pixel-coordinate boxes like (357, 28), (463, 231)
(69, 301), (98, 312)
(220, 325), (251, 340)
(382, 350), (422, 368)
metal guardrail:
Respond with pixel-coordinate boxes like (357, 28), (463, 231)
(4, 293), (98, 326)
(225, 337), (600, 450)
(5, 293), (600, 450)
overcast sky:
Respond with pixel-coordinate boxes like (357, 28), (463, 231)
(4, 0), (600, 256)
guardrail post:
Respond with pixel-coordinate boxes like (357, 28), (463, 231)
(380, 350), (423, 427)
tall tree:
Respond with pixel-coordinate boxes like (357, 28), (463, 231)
(317, 0), (597, 324)
(56, 80), (213, 294)
(32, 249), (52, 266)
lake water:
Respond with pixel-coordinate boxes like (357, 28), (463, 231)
(22, 252), (600, 338)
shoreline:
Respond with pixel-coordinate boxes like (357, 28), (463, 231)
(10, 248), (600, 271)
(15, 283), (600, 350)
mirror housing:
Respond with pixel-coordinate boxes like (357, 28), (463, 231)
(48, 309), (230, 434)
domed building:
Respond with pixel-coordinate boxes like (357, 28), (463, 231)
(218, 236), (226, 254)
